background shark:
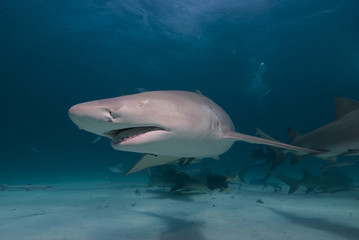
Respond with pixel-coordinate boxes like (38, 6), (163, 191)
(148, 166), (228, 192)
(68, 91), (321, 175)
(272, 169), (355, 194)
(255, 97), (359, 167)
(148, 166), (207, 192)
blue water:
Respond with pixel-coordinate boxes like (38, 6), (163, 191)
(1, 0), (359, 182)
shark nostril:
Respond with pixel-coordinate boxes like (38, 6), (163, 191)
(108, 109), (121, 119)
(107, 109), (116, 118)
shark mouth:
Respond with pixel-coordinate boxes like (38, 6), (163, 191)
(105, 126), (166, 144)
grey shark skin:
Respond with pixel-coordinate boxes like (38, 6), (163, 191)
(68, 91), (320, 175)
(256, 97), (359, 164)
(272, 169), (354, 194)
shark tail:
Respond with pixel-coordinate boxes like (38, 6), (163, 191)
(225, 131), (321, 154)
(270, 172), (301, 194)
(1, 184), (8, 191)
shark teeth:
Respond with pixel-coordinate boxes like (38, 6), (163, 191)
(106, 127), (165, 144)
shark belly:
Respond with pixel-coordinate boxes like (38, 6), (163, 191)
(112, 136), (233, 158)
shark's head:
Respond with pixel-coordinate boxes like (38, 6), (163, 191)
(68, 94), (171, 147)
(68, 91), (235, 157)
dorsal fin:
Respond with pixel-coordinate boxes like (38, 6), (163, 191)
(334, 97), (359, 120)
(288, 127), (300, 143)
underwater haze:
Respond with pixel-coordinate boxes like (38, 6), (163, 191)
(1, 1), (359, 239)
(1, 0), (359, 178)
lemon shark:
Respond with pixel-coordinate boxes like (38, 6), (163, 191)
(272, 169), (354, 194)
(256, 97), (359, 165)
(68, 91), (320, 175)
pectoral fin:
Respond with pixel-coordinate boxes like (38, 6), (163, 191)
(125, 154), (180, 175)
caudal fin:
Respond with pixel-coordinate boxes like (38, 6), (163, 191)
(271, 172), (301, 194)
(225, 131), (322, 154)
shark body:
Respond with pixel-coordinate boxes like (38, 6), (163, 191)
(256, 97), (359, 165)
(272, 169), (354, 194)
(68, 91), (320, 175)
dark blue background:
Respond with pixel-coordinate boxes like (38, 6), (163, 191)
(1, 0), (358, 181)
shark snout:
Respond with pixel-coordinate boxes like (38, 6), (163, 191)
(69, 103), (110, 120)
(68, 104), (86, 129)
(68, 104), (80, 118)
(68, 104), (90, 123)
(68, 102), (117, 136)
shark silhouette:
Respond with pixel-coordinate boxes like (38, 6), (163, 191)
(256, 97), (359, 166)
(272, 169), (354, 194)
(68, 91), (320, 175)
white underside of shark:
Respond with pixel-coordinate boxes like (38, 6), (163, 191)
(68, 91), (321, 175)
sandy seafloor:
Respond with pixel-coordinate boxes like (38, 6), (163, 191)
(1, 174), (359, 240)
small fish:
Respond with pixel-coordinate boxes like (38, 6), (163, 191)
(176, 168), (201, 174)
(320, 159), (359, 170)
(108, 163), (124, 173)
(90, 136), (102, 144)
(210, 188), (222, 198)
(1, 184), (52, 191)
(226, 176), (238, 183)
